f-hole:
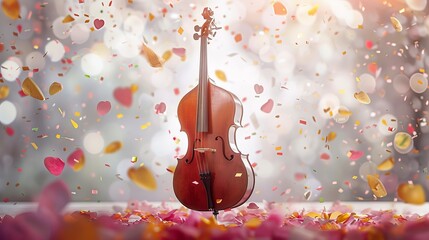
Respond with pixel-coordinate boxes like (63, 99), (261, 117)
(215, 136), (234, 161)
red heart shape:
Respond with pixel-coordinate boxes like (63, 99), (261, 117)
(113, 87), (133, 107)
(254, 84), (264, 94)
(97, 101), (111, 116)
(94, 19), (105, 30)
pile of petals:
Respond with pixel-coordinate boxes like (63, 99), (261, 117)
(2, 180), (429, 239)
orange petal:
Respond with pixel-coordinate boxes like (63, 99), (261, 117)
(22, 77), (45, 100)
(49, 82), (63, 95)
(398, 183), (426, 205)
(128, 165), (157, 190)
(140, 43), (162, 68)
(367, 174), (387, 198)
(273, 2), (287, 15)
(1, 0), (20, 20)
(104, 141), (122, 154)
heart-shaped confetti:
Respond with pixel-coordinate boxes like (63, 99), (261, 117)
(354, 91), (371, 104)
(273, 2), (287, 15)
(104, 141), (122, 154)
(97, 101), (111, 116)
(49, 82), (63, 95)
(128, 165), (157, 191)
(254, 84), (264, 94)
(44, 157), (65, 176)
(397, 183), (426, 205)
(113, 87), (133, 107)
(22, 77), (46, 100)
(261, 99), (274, 113)
(67, 148), (85, 171)
(155, 102), (166, 114)
(93, 19), (105, 29)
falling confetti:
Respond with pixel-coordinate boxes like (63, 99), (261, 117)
(390, 17), (402, 32)
(96, 101), (111, 116)
(172, 48), (186, 58)
(394, 132), (413, 154)
(397, 183), (426, 205)
(254, 84), (264, 94)
(113, 87), (133, 107)
(62, 15), (75, 23)
(273, 1), (287, 15)
(261, 99), (274, 113)
(354, 91), (371, 104)
(93, 19), (105, 29)
(1, 0), (20, 20)
(347, 150), (364, 161)
(49, 82), (63, 95)
(0, 85), (9, 99)
(377, 156), (395, 171)
(177, 26), (184, 35)
(128, 165), (157, 191)
(154, 102), (166, 114)
(215, 70), (227, 81)
(22, 77), (46, 100)
(140, 43), (163, 68)
(44, 157), (65, 176)
(104, 141), (123, 154)
(326, 132), (337, 142)
(307, 5), (319, 16)
(67, 148), (85, 171)
(367, 174), (387, 198)
(70, 119), (78, 128)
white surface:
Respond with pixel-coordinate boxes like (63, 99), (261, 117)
(1, 202), (428, 217)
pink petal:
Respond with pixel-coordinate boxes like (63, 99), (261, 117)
(261, 99), (274, 113)
(44, 157), (65, 176)
(347, 150), (364, 161)
(97, 101), (111, 116)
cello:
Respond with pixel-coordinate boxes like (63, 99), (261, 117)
(173, 7), (255, 217)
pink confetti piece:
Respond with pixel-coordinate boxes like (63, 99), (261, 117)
(172, 48), (186, 57)
(5, 127), (14, 136)
(37, 180), (70, 215)
(299, 119), (307, 125)
(254, 84), (264, 94)
(97, 101), (111, 116)
(261, 99), (274, 113)
(94, 19), (105, 29)
(294, 172), (306, 181)
(247, 202), (259, 209)
(155, 102), (166, 114)
(44, 157), (65, 176)
(320, 153), (330, 160)
(347, 150), (364, 161)
(113, 87), (133, 107)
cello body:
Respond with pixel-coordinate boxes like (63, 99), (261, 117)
(173, 8), (254, 215)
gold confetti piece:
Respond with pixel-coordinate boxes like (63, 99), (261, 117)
(49, 82), (63, 95)
(148, 13), (155, 21)
(140, 43), (162, 68)
(131, 156), (138, 163)
(326, 132), (337, 142)
(130, 83), (139, 93)
(377, 156), (395, 171)
(62, 15), (75, 23)
(235, 173), (243, 177)
(275, 146), (282, 151)
(1, 0), (20, 20)
(381, 118), (387, 126)
(336, 213), (351, 223)
(22, 77), (45, 100)
(367, 174), (387, 198)
(104, 141), (122, 154)
(141, 122), (151, 129)
(216, 199), (223, 204)
(162, 50), (172, 62)
(31, 142), (38, 150)
(398, 183), (426, 204)
(177, 26), (184, 35)
(215, 70), (227, 81)
(117, 113), (124, 119)
(56, 134), (61, 139)
(338, 108), (352, 116)
(70, 119), (78, 129)
(74, 112), (81, 117)
(390, 16), (402, 32)
(354, 91), (371, 104)
(0, 85), (10, 99)
(273, 1), (287, 15)
(234, 34), (242, 42)
(308, 5), (319, 16)
(127, 165), (157, 190)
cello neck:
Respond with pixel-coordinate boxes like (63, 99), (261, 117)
(196, 19), (210, 133)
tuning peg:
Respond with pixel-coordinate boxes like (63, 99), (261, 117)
(193, 33), (200, 40)
(194, 25), (201, 32)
